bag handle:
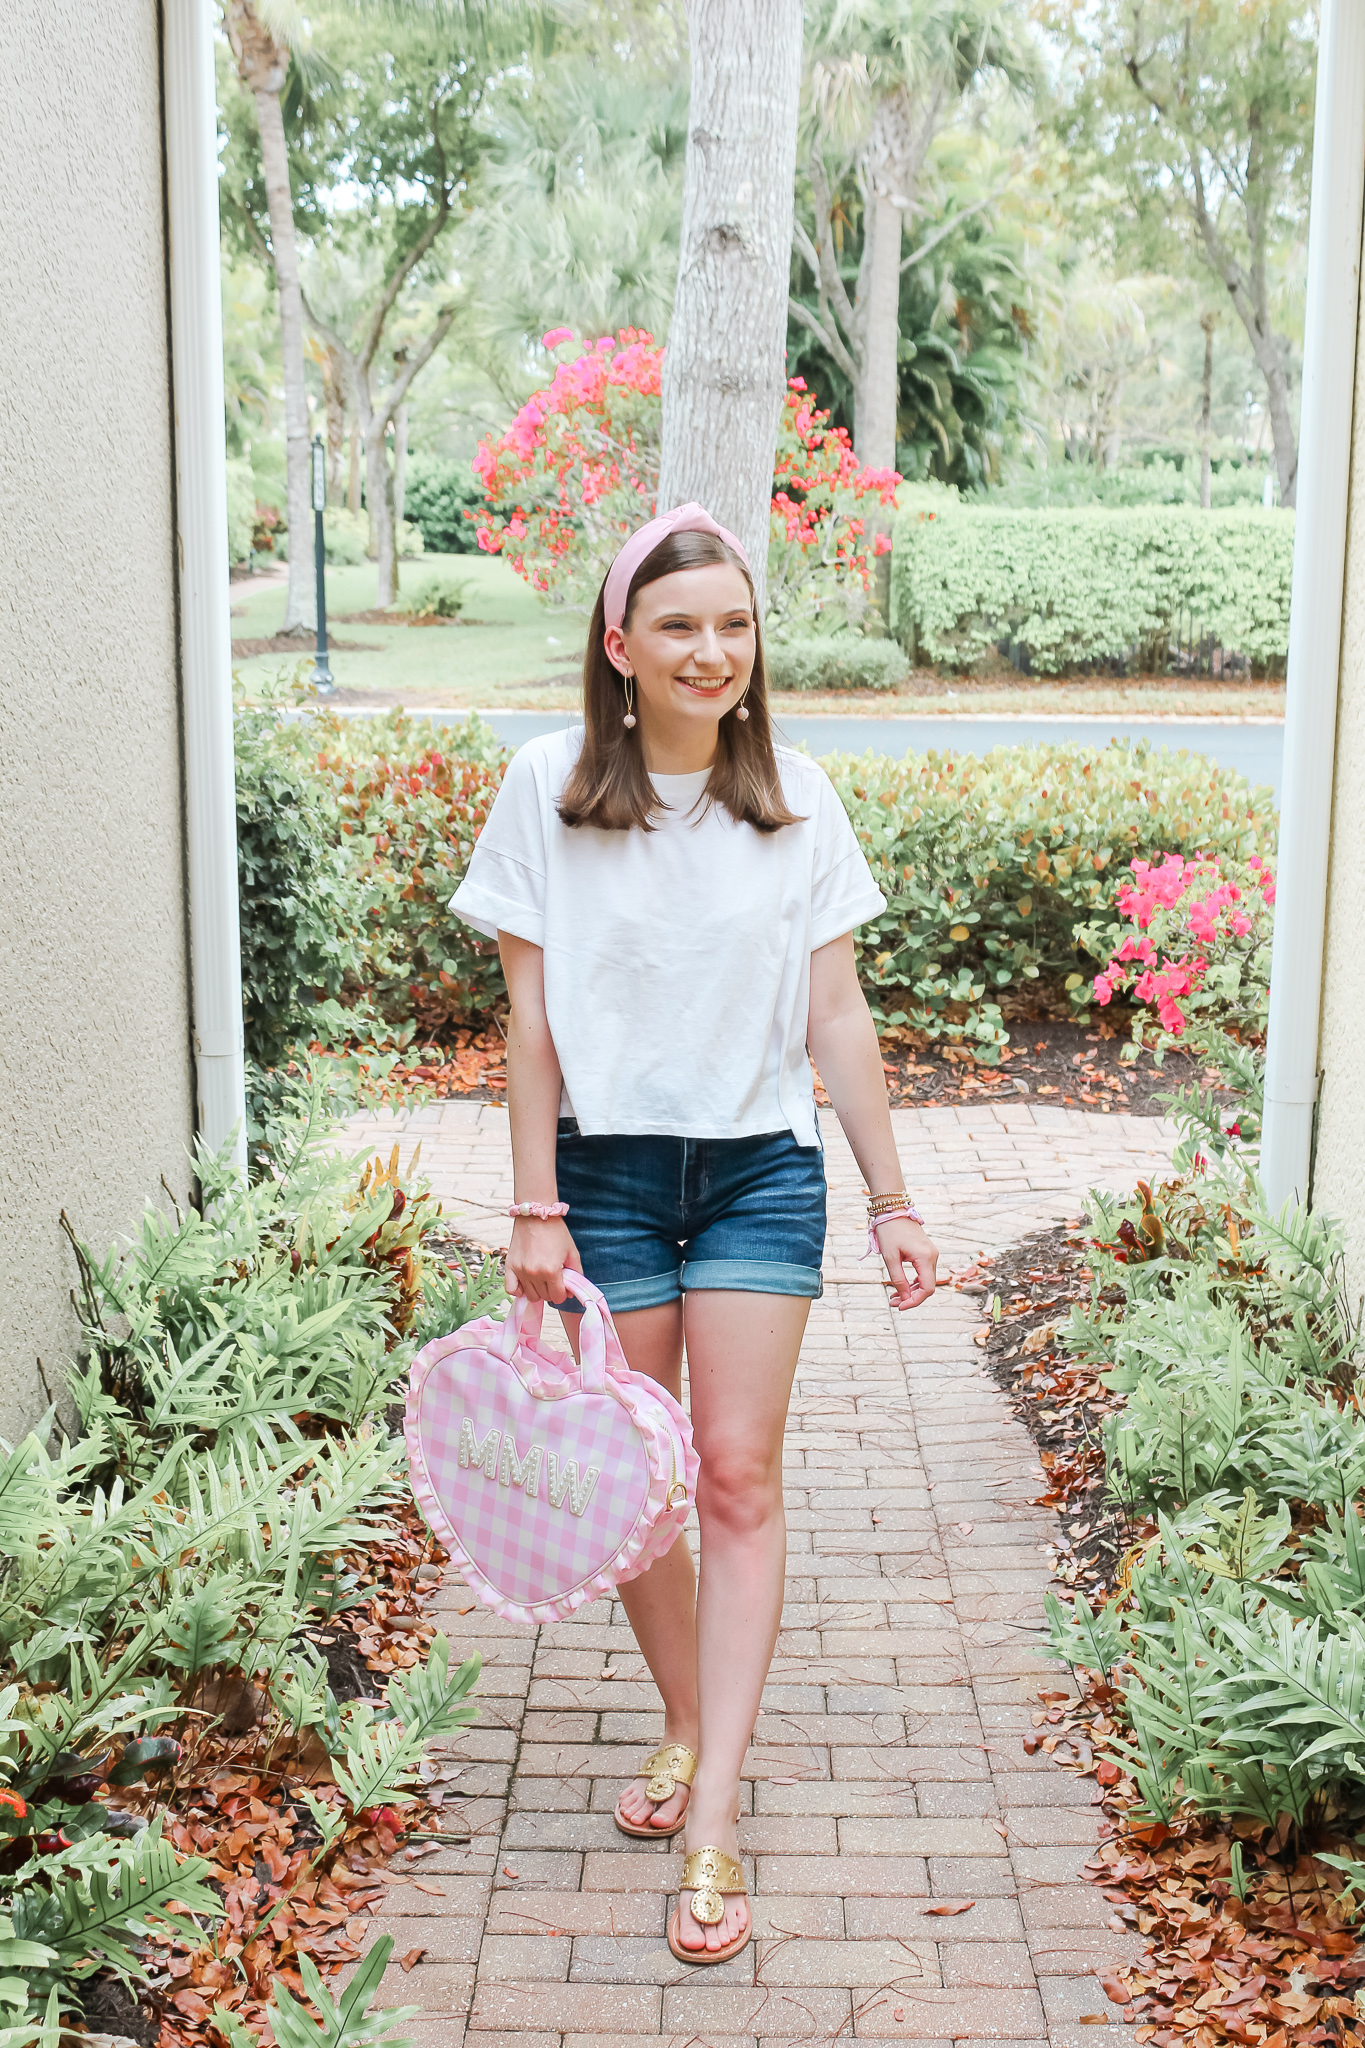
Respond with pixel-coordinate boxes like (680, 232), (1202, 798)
(499, 1269), (625, 1392)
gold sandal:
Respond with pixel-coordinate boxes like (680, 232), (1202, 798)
(613, 1742), (697, 1839)
(667, 1846), (751, 1965)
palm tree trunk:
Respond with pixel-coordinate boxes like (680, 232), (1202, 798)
(322, 346), (347, 500)
(658, 0), (803, 618)
(225, 0), (316, 634)
(853, 190), (902, 471)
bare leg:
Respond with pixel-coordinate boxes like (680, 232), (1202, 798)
(672, 1290), (810, 1956)
(566, 1300), (698, 1833)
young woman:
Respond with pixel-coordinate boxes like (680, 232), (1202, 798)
(451, 503), (938, 1966)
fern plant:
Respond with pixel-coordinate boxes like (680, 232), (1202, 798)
(1044, 1070), (1365, 1858)
(0, 1078), (484, 2028)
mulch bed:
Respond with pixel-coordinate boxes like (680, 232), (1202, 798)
(369, 1016), (1220, 1119)
(951, 1223), (1365, 2048)
(231, 633), (374, 656)
(330, 611), (490, 628)
(877, 1015), (1225, 1116)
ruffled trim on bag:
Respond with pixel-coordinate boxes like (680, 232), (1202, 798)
(403, 1314), (698, 1628)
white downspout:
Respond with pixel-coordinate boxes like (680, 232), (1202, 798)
(1260, 0), (1365, 1212)
(164, 0), (248, 1172)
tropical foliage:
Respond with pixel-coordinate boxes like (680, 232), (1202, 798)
(0, 1092), (503, 2034)
(1044, 1129), (1365, 1859)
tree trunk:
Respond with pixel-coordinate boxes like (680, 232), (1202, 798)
(852, 191), (902, 470)
(1199, 314), (1216, 510)
(321, 346), (347, 499)
(394, 403), (409, 527)
(658, 0), (803, 618)
(365, 423), (401, 606)
(1262, 355), (1297, 507)
(225, 0), (315, 633)
(348, 425), (362, 514)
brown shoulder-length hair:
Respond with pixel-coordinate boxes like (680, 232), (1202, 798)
(557, 528), (802, 833)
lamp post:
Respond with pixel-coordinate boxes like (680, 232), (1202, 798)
(311, 433), (334, 694)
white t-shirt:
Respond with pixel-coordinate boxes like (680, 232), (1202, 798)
(449, 729), (885, 1146)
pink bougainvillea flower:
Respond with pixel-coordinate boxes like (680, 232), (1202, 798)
(542, 326), (574, 349)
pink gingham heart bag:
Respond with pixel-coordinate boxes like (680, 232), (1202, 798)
(405, 1270), (698, 1625)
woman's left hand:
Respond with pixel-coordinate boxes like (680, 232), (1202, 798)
(875, 1217), (938, 1310)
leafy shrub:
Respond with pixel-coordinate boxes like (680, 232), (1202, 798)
(235, 680), (376, 1068)
(226, 457), (256, 566)
(402, 454), (485, 554)
(825, 738), (1275, 1056)
(278, 514), (424, 565)
(1080, 849), (1276, 1107)
(240, 702), (1275, 1060)
(0, 1095), (500, 2028)
(323, 507), (370, 566)
(1046, 1147), (1365, 1846)
(303, 707), (511, 1038)
(891, 503), (1295, 673)
(767, 638), (909, 693)
(397, 574), (471, 620)
(471, 329), (897, 629)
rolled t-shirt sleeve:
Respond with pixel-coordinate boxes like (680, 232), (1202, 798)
(809, 770), (887, 950)
(450, 745), (549, 946)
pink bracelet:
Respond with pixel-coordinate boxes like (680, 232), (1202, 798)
(861, 1206), (925, 1259)
(508, 1200), (570, 1220)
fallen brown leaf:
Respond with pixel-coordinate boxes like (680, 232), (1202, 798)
(922, 1900), (975, 1916)
(399, 1947), (426, 1973)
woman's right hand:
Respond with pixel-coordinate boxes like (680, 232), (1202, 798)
(505, 1217), (582, 1303)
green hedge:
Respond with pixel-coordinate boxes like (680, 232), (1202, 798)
(891, 503), (1295, 674)
(238, 702), (1277, 1064)
(767, 638), (909, 693)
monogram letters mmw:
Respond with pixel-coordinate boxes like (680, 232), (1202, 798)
(457, 1417), (601, 1516)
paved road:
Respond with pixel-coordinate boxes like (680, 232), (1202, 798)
(423, 708), (1284, 798)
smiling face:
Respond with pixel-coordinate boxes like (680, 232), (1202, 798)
(605, 563), (756, 738)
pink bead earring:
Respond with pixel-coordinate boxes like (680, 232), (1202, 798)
(622, 672), (637, 729)
(734, 688), (750, 722)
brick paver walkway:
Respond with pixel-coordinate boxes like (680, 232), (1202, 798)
(346, 1100), (1177, 2048)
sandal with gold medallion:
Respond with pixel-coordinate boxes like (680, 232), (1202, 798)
(667, 1846), (751, 1965)
(613, 1742), (697, 1839)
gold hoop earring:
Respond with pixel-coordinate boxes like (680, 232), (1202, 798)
(622, 672), (637, 729)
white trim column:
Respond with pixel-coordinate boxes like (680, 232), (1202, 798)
(163, 0), (248, 1172)
(1261, 0), (1365, 1211)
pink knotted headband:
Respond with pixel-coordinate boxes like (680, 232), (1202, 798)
(602, 502), (751, 633)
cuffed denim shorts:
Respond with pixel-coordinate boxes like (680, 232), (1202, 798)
(552, 1121), (826, 1315)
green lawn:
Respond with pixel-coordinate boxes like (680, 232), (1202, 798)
(229, 552), (1285, 720)
(230, 555), (588, 704)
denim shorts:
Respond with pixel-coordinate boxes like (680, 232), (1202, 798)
(551, 1121), (826, 1314)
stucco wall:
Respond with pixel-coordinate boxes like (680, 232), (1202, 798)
(0, 2), (194, 1441)
(1314, 216), (1365, 1265)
